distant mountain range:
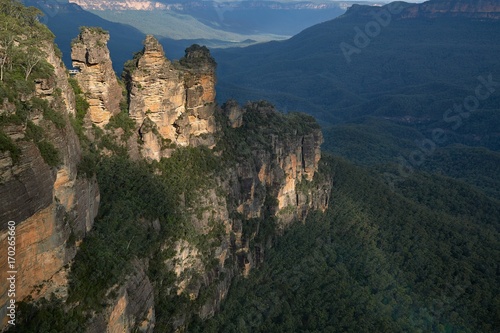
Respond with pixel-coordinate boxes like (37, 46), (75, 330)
(213, 0), (500, 125)
(25, 0), (147, 71)
(70, 0), (352, 38)
(25, 0), (375, 72)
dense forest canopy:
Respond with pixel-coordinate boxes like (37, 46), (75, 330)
(197, 155), (500, 333)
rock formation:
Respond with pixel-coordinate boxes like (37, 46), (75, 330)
(84, 261), (155, 333)
(123, 36), (216, 160)
(224, 102), (328, 227)
(71, 27), (122, 127)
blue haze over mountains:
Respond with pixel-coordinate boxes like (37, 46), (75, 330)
(24, 0), (350, 72)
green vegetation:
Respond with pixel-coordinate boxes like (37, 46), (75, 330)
(68, 76), (82, 94)
(68, 156), (171, 310)
(422, 146), (500, 200)
(70, 26), (108, 47)
(0, 0), (65, 169)
(0, 0), (54, 89)
(22, 119), (62, 166)
(199, 155), (500, 333)
(215, 15), (500, 127)
(15, 145), (222, 329)
(80, 26), (108, 35)
(30, 97), (66, 129)
(179, 44), (215, 68)
(0, 130), (21, 162)
(106, 111), (136, 140)
(68, 77), (89, 142)
(15, 297), (86, 333)
(216, 100), (320, 163)
(5, 2), (499, 332)
(36, 141), (60, 167)
(122, 50), (143, 78)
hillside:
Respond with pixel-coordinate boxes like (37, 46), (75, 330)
(203, 4), (500, 331)
(24, 0), (346, 73)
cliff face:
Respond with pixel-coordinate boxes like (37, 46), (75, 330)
(0, 41), (100, 325)
(224, 102), (328, 227)
(84, 260), (155, 333)
(154, 102), (332, 328)
(124, 36), (216, 160)
(71, 27), (122, 127)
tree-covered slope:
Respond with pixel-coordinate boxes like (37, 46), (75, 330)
(198, 155), (500, 333)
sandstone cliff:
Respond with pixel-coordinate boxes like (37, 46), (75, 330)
(84, 260), (155, 333)
(0, 40), (99, 326)
(123, 35), (216, 160)
(223, 101), (329, 227)
(71, 27), (122, 127)
(149, 100), (331, 331)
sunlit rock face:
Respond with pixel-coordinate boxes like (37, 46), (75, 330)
(222, 102), (330, 229)
(124, 36), (217, 160)
(71, 27), (122, 127)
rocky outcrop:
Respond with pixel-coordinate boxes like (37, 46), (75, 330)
(223, 102), (330, 228)
(124, 36), (216, 160)
(71, 27), (122, 127)
(156, 102), (331, 330)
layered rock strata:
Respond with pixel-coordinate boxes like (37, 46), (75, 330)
(0, 42), (100, 325)
(71, 27), (122, 127)
(123, 36), (216, 160)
